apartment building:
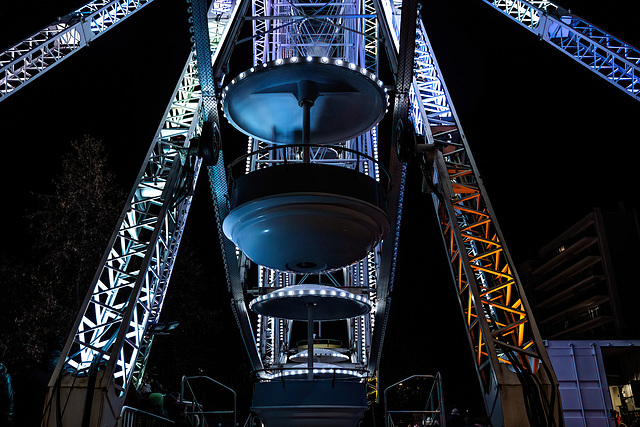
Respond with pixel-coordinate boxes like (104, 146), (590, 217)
(519, 207), (640, 340)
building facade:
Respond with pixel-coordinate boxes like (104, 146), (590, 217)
(519, 207), (640, 340)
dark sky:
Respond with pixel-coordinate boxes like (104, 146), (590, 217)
(1, 0), (639, 416)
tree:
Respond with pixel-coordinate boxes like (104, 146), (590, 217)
(0, 135), (124, 390)
(29, 135), (124, 309)
(0, 135), (250, 423)
(0, 135), (126, 425)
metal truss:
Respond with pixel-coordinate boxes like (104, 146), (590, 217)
(0, 0), (155, 102)
(242, 0), (386, 382)
(408, 12), (560, 425)
(482, 0), (640, 101)
(44, 0), (242, 421)
(431, 145), (548, 381)
(16, 0), (576, 422)
(255, 268), (294, 367)
(3, 0), (595, 422)
(365, 0), (428, 381)
(49, 53), (202, 398)
(202, 0), (267, 371)
(410, 20), (451, 134)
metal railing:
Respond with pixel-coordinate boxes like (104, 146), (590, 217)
(384, 374), (445, 427)
(181, 375), (237, 427)
(243, 412), (264, 427)
(118, 406), (175, 427)
(226, 143), (392, 189)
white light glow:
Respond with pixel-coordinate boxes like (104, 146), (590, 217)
(248, 284), (373, 313)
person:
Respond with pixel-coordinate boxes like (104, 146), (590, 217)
(20, 347), (60, 426)
(146, 381), (166, 416)
(446, 407), (465, 427)
(612, 410), (622, 426)
(166, 395), (189, 427)
(0, 342), (15, 426)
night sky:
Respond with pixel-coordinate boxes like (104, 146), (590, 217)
(1, 0), (639, 417)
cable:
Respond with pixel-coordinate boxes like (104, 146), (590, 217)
(81, 355), (101, 427)
(503, 347), (560, 427)
(40, 361), (79, 426)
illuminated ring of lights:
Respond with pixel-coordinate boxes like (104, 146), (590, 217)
(222, 57), (390, 145)
(261, 364), (368, 380)
(289, 348), (350, 364)
(249, 284), (372, 321)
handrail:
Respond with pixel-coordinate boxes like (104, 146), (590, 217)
(383, 374), (444, 427)
(226, 143), (392, 187)
(243, 412), (263, 427)
(180, 375), (237, 427)
(118, 405), (175, 427)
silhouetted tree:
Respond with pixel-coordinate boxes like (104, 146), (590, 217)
(0, 136), (124, 425)
(12, 136), (124, 361)
(29, 135), (124, 310)
(0, 135), (251, 424)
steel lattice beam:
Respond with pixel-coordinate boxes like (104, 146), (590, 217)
(0, 0), (155, 102)
(43, 0), (244, 422)
(482, 0), (640, 101)
(407, 13), (561, 425)
(235, 0), (392, 386)
(44, 53), (202, 425)
(19, 0), (579, 422)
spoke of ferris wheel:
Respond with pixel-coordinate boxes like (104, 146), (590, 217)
(0, 0), (156, 102)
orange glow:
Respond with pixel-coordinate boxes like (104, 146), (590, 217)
(462, 234), (501, 247)
(479, 280), (515, 297)
(481, 299), (526, 316)
(472, 265), (513, 280)
(452, 183), (477, 194)
(470, 247), (503, 262)
(461, 217), (493, 231)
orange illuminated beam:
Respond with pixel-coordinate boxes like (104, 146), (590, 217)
(452, 183), (478, 193)
(480, 299), (526, 316)
(461, 218), (492, 232)
(490, 318), (528, 338)
(462, 233), (502, 247)
(479, 280), (515, 297)
(470, 265), (513, 280)
(453, 205), (490, 218)
(470, 248), (504, 263)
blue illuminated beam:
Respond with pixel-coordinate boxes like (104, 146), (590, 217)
(0, 0), (156, 102)
(482, 0), (640, 101)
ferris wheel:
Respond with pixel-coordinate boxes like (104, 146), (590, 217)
(3, 0), (639, 425)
